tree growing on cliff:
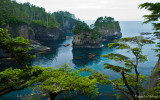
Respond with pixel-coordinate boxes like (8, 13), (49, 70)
(139, 2), (160, 58)
(0, 28), (34, 67)
(101, 36), (154, 99)
(94, 16), (120, 33)
(0, 28), (43, 96)
(72, 21), (91, 35)
(72, 20), (102, 40)
(139, 2), (160, 98)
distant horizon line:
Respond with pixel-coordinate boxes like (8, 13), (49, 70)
(83, 20), (145, 21)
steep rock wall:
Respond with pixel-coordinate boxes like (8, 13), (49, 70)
(72, 32), (103, 48)
(145, 59), (160, 89)
(100, 25), (122, 41)
(31, 25), (65, 41)
(8, 25), (35, 39)
(60, 19), (76, 33)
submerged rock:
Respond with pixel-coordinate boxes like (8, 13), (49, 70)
(140, 32), (152, 35)
(64, 44), (70, 47)
(89, 53), (96, 58)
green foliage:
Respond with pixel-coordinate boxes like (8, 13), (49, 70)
(72, 16), (119, 40)
(139, 2), (160, 33)
(0, 68), (23, 86)
(0, 0), (14, 27)
(139, 2), (160, 23)
(102, 36), (154, 99)
(104, 63), (131, 73)
(89, 72), (110, 85)
(0, 0), (68, 28)
(72, 20), (102, 40)
(153, 80), (160, 97)
(102, 53), (129, 61)
(0, 28), (99, 99)
(94, 16), (115, 26)
(0, 65), (44, 96)
(0, 28), (34, 67)
(53, 11), (75, 25)
(94, 16), (120, 33)
(140, 2), (160, 59)
(142, 80), (160, 99)
(30, 20), (47, 27)
(91, 29), (102, 39)
(8, 16), (27, 26)
(26, 64), (99, 99)
(72, 21), (90, 35)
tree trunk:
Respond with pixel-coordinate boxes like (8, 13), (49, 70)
(135, 57), (140, 96)
(121, 70), (138, 100)
(49, 90), (64, 100)
(49, 92), (58, 100)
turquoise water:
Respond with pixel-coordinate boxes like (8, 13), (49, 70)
(0, 21), (158, 100)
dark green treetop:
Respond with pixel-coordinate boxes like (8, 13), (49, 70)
(72, 21), (91, 35)
(139, 2), (160, 33)
(94, 16), (120, 32)
(72, 20), (102, 39)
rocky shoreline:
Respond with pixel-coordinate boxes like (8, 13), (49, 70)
(0, 40), (51, 59)
(29, 40), (51, 54)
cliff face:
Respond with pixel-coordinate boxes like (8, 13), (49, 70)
(99, 23), (122, 41)
(31, 25), (65, 41)
(72, 32), (102, 48)
(60, 19), (76, 33)
(7, 24), (66, 41)
(72, 21), (103, 48)
(8, 25), (35, 39)
(145, 59), (160, 89)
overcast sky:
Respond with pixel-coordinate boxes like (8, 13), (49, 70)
(16, 0), (158, 21)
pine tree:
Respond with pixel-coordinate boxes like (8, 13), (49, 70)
(101, 36), (154, 99)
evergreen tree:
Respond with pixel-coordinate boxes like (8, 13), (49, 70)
(101, 36), (154, 99)
(0, 28), (43, 96)
(0, 28), (33, 67)
(139, 2), (160, 99)
(139, 2), (160, 33)
(25, 64), (99, 100)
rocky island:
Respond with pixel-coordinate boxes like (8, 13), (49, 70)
(94, 16), (122, 41)
(72, 16), (122, 48)
(72, 21), (102, 48)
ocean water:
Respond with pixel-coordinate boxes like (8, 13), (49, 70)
(0, 21), (158, 100)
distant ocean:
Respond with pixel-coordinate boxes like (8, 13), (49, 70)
(0, 21), (158, 100)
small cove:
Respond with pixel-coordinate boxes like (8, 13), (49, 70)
(0, 21), (158, 100)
